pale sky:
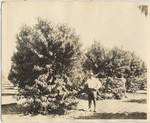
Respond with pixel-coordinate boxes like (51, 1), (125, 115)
(2, 1), (150, 79)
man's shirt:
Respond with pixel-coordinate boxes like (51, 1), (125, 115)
(87, 76), (102, 90)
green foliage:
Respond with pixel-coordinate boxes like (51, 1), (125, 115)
(138, 5), (148, 17)
(19, 74), (78, 115)
(98, 77), (125, 99)
(9, 18), (82, 88)
(128, 52), (146, 77)
(126, 53), (147, 92)
(104, 47), (131, 77)
(83, 41), (107, 77)
(83, 41), (147, 97)
(8, 18), (83, 115)
(126, 74), (147, 92)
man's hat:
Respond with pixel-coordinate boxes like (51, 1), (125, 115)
(89, 71), (94, 76)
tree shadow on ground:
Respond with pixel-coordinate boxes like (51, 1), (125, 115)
(77, 112), (147, 119)
(123, 99), (147, 104)
(2, 103), (24, 115)
(78, 109), (86, 111)
(2, 103), (147, 120)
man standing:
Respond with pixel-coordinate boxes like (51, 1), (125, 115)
(121, 74), (127, 98)
(84, 72), (102, 112)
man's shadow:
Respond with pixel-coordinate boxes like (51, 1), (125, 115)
(78, 109), (86, 111)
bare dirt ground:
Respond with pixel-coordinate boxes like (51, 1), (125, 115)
(2, 90), (147, 121)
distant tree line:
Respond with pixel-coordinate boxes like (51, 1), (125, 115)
(8, 18), (147, 115)
(83, 41), (146, 99)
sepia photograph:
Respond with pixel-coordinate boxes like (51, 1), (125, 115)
(1, 1), (150, 122)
